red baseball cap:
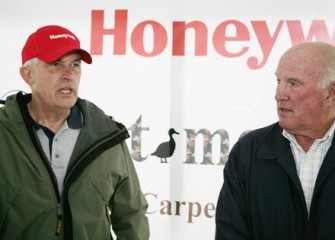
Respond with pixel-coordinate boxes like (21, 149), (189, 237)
(21, 25), (92, 65)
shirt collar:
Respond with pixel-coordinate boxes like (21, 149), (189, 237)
(67, 105), (83, 129)
(283, 120), (335, 144)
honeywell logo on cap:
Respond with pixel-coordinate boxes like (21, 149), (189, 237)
(49, 34), (75, 40)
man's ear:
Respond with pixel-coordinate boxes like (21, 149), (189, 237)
(19, 66), (33, 86)
(325, 81), (335, 106)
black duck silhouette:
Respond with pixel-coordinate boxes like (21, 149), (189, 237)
(151, 128), (179, 163)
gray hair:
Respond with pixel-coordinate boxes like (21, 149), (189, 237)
(319, 64), (335, 89)
(313, 42), (335, 89)
(318, 67), (335, 89)
(22, 57), (39, 68)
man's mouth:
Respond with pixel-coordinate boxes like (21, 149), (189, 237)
(278, 107), (292, 114)
(60, 88), (72, 94)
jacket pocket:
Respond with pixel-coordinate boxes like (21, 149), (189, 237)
(90, 173), (117, 205)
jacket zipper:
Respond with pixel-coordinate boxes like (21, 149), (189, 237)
(30, 133), (62, 235)
(30, 142), (63, 236)
(56, 203), (63, 235)
(37, 145), (63, 236)
(18, 93), (63, 237)
(29, 134), (63, 236)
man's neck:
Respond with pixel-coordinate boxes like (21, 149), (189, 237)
(28, 102), (70, 133)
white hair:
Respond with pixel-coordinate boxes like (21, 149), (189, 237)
(319, 65), (335, 89)
(22, 57), (39, 68)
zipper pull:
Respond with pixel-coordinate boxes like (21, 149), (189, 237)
(56, 204), (62, 236)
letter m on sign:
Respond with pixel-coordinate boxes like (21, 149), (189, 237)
(184, 129), (229, 165)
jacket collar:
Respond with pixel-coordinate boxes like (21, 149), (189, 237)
(256, 123), (304, 200)
(256, 122), (335, 203)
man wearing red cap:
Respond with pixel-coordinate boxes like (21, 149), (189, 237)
(0, 25), (149, 240)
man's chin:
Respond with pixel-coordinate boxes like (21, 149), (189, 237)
(58, 100), (77, 109)
(278, 120), (290, 131)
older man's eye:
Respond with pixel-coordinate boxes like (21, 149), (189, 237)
(51, 62), (61, 68)
(71, 63), (80, 68)
(289, 81), (300, 87)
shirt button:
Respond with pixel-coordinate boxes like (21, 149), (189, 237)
(55, 154), (60, 158)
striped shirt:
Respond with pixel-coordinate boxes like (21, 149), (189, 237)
(283, 121), (335, 213)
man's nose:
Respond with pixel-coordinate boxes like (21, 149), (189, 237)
(62, 65), (75, 80)
(275, 83), (288, 101)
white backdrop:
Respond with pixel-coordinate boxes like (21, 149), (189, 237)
(1, 0), (335, 239)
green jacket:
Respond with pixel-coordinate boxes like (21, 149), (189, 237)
(0, 92), (149, 240)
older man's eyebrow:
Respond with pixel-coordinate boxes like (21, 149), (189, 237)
(73, 57), (82, 62)
(54, 57), (82, 64)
